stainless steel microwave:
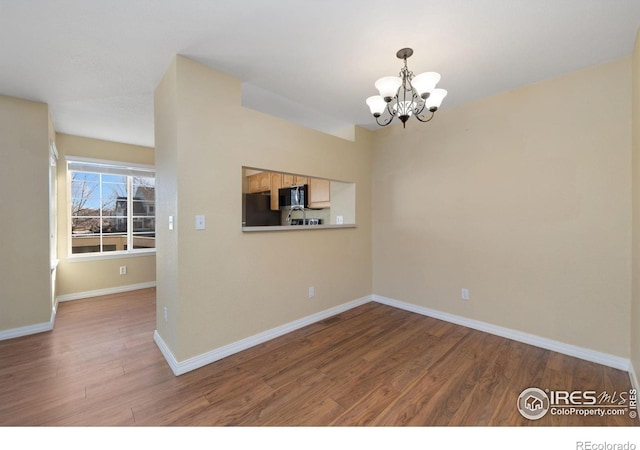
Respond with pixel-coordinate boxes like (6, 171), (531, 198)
(279, 185), (308, 209)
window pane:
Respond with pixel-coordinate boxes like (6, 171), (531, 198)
(71, 216), (101, 234)
(110, 216), (128, 233)
(71, 181), (99, 200)
(72, 199), (100, 216)
(133, 176), (155, 191)
(69, 166), (154, 256)
(72, 172), (99, 182)
(133, 178), (155, 203)
(71, 174), (100, 216)
(132, 200), (155, 216)
(102, 180), (127, 216)
(132, 216), (155, 249)
(132, 236), (155, 249)
(71, 234), (100, 254)
(102, 174), (126, 184)
(72, 244), (101, 254)
(102, 233), (127, 252)
(132, 218), (155, 232)
(132, 175), (155, 249)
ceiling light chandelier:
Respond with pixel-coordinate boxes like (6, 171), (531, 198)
(366, 48), (447, 128)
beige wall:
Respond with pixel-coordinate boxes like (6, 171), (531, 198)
(155, 56), (373, 361)
(0, 95), (51, 330)
(54, 133), (156, 297)
(154, 58), (180, 353)
(631, 27), (640, 382)
(372, 58), (632, 358)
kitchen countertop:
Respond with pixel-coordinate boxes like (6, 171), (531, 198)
(242, 224), (357, 232)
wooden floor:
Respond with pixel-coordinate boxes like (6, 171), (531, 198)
(0, 288), (637, 426)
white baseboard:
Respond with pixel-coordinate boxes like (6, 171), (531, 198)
(155, 292), (632, 377)
(153, 330), (179, 375)
(372, 295), (630, 372)
(0, 307), (56, 341)
(56, 281), (156, 303)
(155, 295), (373, 376)
(630, 361), (639, 393)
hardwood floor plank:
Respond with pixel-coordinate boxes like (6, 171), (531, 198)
(371, 330), (501, 426)
(241, 370), (343, 426)
(255, 307), (406, 390)
(352, 311), (425, 363)
(448, 339), (523, 426)
(0, 382), (87, 425)
(329, 382), (401, 426)
(539, 366), (573, 426)
(327, 324), (467, 410)
(546, 351), (579, 375)
(202, 367), (276, 411)
(486, 344), (550, 426)
(0, 288), (636, 426)
(45, 402), (137, 426)
(133, 394), (212, 426)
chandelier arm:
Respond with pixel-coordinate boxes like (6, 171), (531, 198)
(375, 112), (395, 127)
(414, 110), (435, 123)
(413, 93), (426, 115)
(374, 102), (396, 126)
(375, 117), (392, 126)
(387, 101), (395, 116)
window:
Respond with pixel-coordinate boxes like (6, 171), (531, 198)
(67, 158), (155, 256)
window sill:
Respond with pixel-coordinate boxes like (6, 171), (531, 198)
(68, 250), (156, 263)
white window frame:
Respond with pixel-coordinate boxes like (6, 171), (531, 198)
(66, 156), (156, 261)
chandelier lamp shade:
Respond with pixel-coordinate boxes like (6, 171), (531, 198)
(366, 48), (447, 128)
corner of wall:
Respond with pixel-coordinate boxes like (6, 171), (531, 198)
(0, 95), (51, 333)
(631, 24), (640, 392)
(154, 56), (373, 363)
(630, 361), (639, 392)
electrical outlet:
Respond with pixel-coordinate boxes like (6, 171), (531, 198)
(461, 288), (469, 300)
(119, 266), (127, 275)
(163, 306), (168, 323)
(308, 286), (315, 298)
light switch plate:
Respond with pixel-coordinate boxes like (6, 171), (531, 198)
(195, 215), (206, 230)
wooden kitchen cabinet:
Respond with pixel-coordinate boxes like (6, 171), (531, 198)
(270, 172), (282, 211)
(281, 174), (293, 187)
(308, 178), (331, 209)
(248, 171), (271, 193)
(282, 174), (308, 187)
(246, 170), (329, 210)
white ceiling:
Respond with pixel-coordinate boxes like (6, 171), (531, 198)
(1, 0), (639, 147)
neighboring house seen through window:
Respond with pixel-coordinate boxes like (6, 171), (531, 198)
(67, 158), (155, 256)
